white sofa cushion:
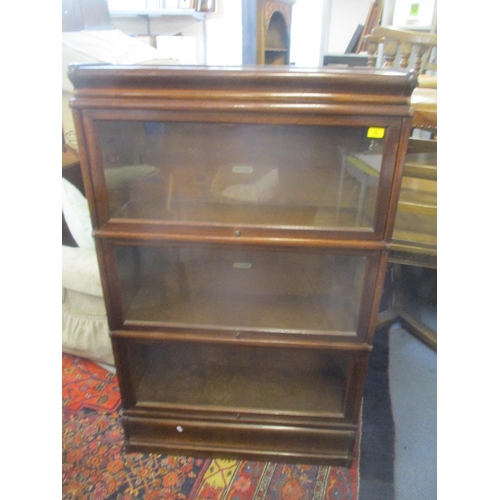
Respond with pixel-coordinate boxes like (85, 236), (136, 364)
(62, 246), (111, 365)
(62, 300), (113, 366)
(62, 245), (104, 297)
(62, 178), (95, 250)
(63, 288), (106, 316)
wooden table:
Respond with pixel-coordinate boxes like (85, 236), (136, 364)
(62, 146), (79, 170)
(377, 87), (438, 350)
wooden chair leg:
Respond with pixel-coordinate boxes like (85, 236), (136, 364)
(376, 263), (436, 351)
(398, 311), (437, 350)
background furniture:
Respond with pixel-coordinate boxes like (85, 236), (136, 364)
(62, 144), (82, 247)
(355, 0), (384, 53)
(108, 9), (206, 38)
(323, 53), (369, 67)
(242, 0), (296, 65)
(411, 86), (437, 133)
(362, 25), (438, 349)
(108, 9), (208, 64)
(364, 26), (437, 77)
(61, 9), (184, 368)
(62, 157), (113, 366)
(62, 0), (111, 32)
(69, 64), (416, 465)
(377, 138), (437, 350)
(62, 244), (113, 366)
(392, 138), (437, 264)
(322, 0), (383, 69)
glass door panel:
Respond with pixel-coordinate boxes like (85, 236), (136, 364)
(114, 244), (367, 335)
(125, 340), (351, 417)
(95, 120), (387, 230)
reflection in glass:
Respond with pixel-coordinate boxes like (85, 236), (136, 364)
(96, 121), (386, 230)
(115, 245), (366, 334)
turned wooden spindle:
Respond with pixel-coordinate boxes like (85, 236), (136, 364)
(362, 27), (437, 75)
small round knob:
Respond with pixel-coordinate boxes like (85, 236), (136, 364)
(236, 332), (241, 339)
(235, 229), (241, 237)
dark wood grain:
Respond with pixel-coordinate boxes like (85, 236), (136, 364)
(124, 415), (356, 466)
(68, 64), (417, 98)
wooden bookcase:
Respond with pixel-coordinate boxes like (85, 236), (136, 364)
(69, 64), (416, 466)
(242, 0), (296, 65)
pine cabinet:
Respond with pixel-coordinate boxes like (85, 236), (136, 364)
(69, 64), (416, 466)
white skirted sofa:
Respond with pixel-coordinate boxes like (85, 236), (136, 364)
(62, 178), (114, 366)
(62, 246), (113, 365)
(62, 164), (160, 366)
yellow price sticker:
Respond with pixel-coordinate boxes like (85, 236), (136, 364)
(367, 127), (385, 139)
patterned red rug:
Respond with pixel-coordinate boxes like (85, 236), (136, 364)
(62, 354), (360, 499)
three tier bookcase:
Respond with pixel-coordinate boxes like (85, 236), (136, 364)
(69, 64), (416, 466)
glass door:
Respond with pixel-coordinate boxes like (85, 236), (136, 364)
(110, 242), (378, 340)
(89, 118), (394, 235)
